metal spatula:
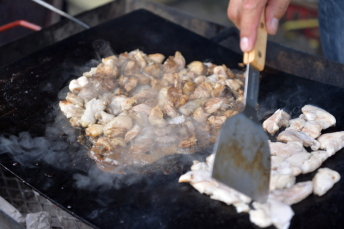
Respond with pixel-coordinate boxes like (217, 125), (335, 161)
(212, 13), (270, 203)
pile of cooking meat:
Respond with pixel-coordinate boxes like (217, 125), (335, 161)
(59, 49), (245, 172)
(179, 105), (344, 229)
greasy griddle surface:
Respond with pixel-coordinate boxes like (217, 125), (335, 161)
(0, 10), (344, 229)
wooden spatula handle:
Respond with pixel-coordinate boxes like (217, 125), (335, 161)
(243, 11), (268, 71)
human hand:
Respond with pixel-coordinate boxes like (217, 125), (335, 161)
(227, 0), (291, 52)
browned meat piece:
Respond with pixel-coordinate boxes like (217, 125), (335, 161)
(143, 64), (162, 78)
(148, 53), (165, 64)
(148, 106), (167, 127)
(203, 97), (230, 114)
(59, 101), (84, 118)
(187, 61), (206, 76)
(183, 81), (196, 95)
(189, 82), (213, 100)
(86, 124), (104, 137)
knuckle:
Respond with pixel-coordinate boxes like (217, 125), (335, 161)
(242, 0), (259, 11)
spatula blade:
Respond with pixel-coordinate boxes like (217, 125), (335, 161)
(212, 113), (270, 203)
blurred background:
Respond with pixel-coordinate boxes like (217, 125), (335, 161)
(0, 0), (320, 55)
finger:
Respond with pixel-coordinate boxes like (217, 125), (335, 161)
(265, 0), (291, 34)
(227, 0), (241, 28)
(240, 0), (267, 52)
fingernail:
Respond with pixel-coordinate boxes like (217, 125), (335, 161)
(270, 18), (279, 34)
(240, 37), (250, 52)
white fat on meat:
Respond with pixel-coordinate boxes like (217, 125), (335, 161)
(317, 132), (344, 156)
(249, 199), (294, 229)
(270, 181), (313, 205)
(313, 168), (340, 196)
(301, 151), (329, 174)
(277, 130), (320, 150)
(269, 141), (306, 158)
(263, 109), (290, 135)
(80, 98), (106, 127)
(287, 117), (306, 131)
(301, 105), (336, 129)
(69, 76), (89, 93)
(301, 120), (323, 138)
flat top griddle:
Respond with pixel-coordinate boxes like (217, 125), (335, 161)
(0, 9), (344, 229)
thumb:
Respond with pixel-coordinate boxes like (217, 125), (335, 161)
(265, 0), (291, 34)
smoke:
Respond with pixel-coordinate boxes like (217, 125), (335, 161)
(0, 106), (91, 172)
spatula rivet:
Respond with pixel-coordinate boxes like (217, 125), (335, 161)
(260, 22), (264, 28)
(258, 51), (262, 58)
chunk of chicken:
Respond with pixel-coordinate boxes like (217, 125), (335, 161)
(276, 161), (302, 176)
(269, 142), (306, 158)
(250, 199), (294, 229)
(203, 97), (230, 114)
(95, 62), (119, 78)
(103, 115), (133, 136)
(124, 124), (141, 143)
(301, 105), (336, 129)
(270, 173), (295, 191)
(270, 181), (313, 205)
(277, 130), (320, 150)
(69, 76), (89, 93)
(132, 104), (153, 116)
(108, 96), (137, 115)
(313, 168), (340, 196)
(148, 53), (165, 64)
(187, 61), (206, 76)
(173, 51), (186, 71)
(189, 82), (213, 100)
(122, 60), (140, 76)
(95, 111), (114, 125)
(271, 156), (285, 170)
(182, 81), (196, 95)
(263, 109), (290, 135)
(148, 105), (167, 128)
(65, 92), (84, 107)
(317, 132), (344, 156)
(80, 98), (106, 127)
(194, 75), (207, 85)
(287, 117), (306, 131)
(143, 64), (162, 78)
(207, 116), (227, 127)
(301, 151), (328, 174)
(285, 152), (311, 168)
(178, 98), (208, 116)
(86, 124), (104, 137)
(301, 120), (323, 138)
(163, 56), (179, 74)
(59, 101), (84, 119)
(193, 107), (209, 123)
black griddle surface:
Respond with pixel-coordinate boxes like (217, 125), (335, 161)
(1, 9), (344, 229)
